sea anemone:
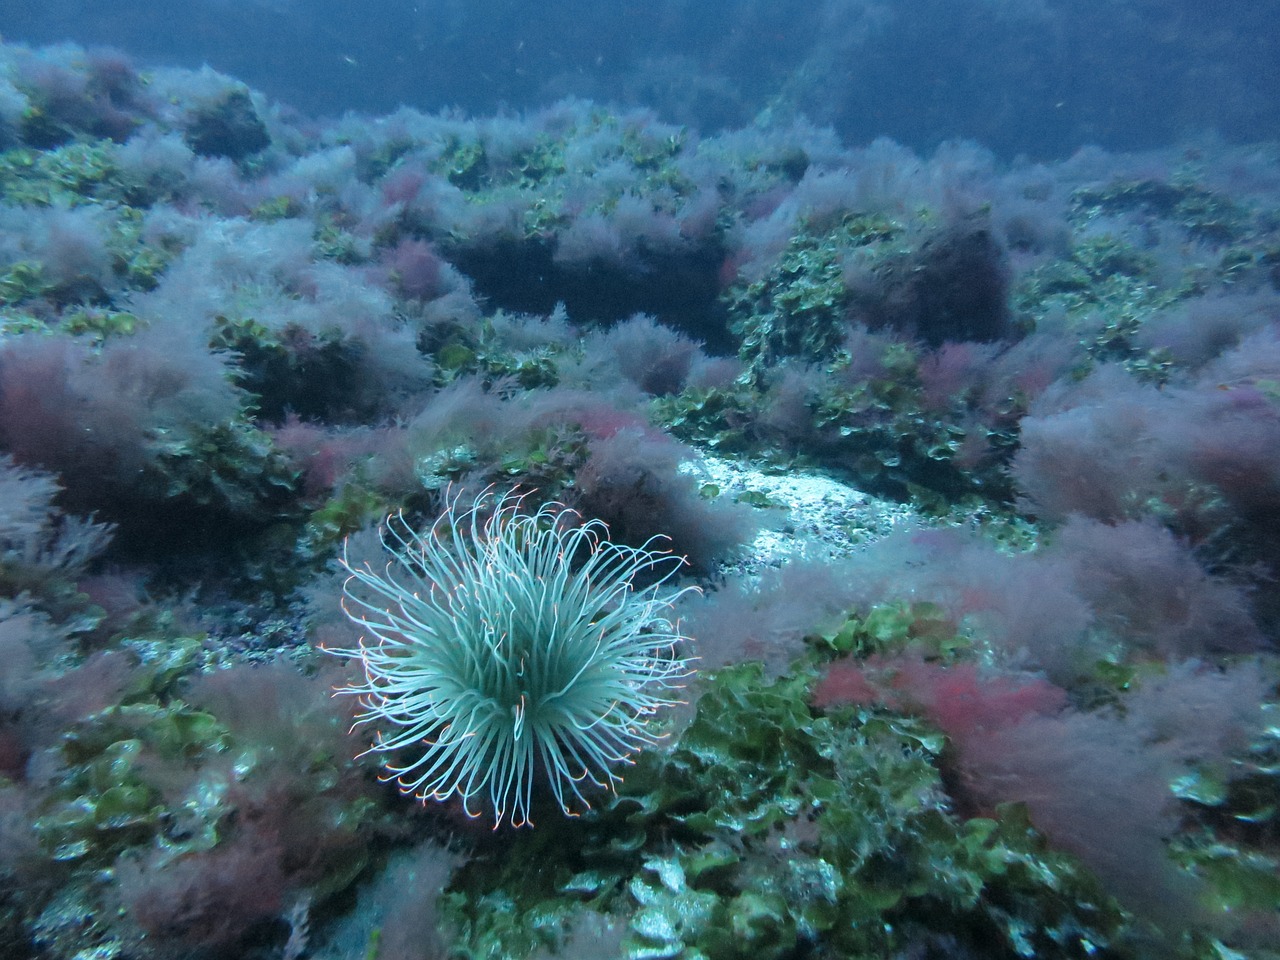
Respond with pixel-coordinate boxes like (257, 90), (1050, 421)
(329, 488), (695, 828)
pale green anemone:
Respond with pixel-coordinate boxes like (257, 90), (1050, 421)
(328, 488), (695, 828)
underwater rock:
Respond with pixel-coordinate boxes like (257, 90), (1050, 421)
(184, 88), (270, 160)
(858, 224), (1011, 345)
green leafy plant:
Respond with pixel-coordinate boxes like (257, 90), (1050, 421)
(444, 660), (1128, 960)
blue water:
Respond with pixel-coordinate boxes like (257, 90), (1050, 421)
(2, 0), (1277, 157)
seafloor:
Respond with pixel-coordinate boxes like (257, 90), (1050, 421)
(0, 40), (1278, 960)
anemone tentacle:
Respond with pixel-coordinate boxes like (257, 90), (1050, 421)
(326, 487), (695, 828)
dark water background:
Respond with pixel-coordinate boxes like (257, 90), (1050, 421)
(2, 0), (1277, 157)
